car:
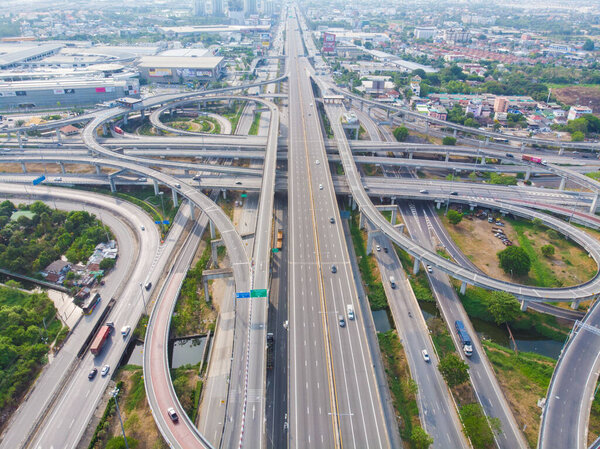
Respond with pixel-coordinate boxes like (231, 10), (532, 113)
(88, 368), (98, 380)
(347, 304), (355, 320)
(53, 177), (62, 182)
(426, 265), (433, 273)
(193, 174), (201, 180)
(488, 216), (494, 223)
(235, 181), (242, 185)
(141, 225), (145, 231)
(419, 189), (428, 194)
(421, 349), (430, 363)
(383, 247), (389, 253)
(121, 325), (131, 337)
(167, 407), (179, 423)
(138, 177), (147, 182)
(315, 159), (320, 165)
(339, 315), (346, 327)
(376, 245), (381, 252)
(145, 281), (152, 290)
(450, 191), (458, 195)
(106, 321), (114, 328)
(329, 217), (335, 224)
(101, 365), (110, 376)
(174, 183), (181, 188)
(506, 153), (514, 158)
(331, 265), (337, 273)
(319, 183), (323, 190)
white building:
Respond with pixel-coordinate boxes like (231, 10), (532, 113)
(567, 105), (593, 121)
(414, 26), (436, 40)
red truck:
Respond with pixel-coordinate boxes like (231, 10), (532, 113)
(522, 154), (547, 165)
(90, 325), (112, 356)
(114, 126), (124, 135)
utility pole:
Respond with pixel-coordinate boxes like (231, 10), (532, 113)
(111, 388), (129, 449)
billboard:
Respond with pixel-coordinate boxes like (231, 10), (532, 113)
(148, 68), (172, 77)
(175, 68), (213, 78)
(322, 32), (336, 53)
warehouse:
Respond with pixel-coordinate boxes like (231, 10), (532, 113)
(136, 56), (225, 83)
(0, 78), (139, 111)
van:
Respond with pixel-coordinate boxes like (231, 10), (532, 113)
(389, 276), (396, 289)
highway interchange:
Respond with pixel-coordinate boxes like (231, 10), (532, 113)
(2, 4), (600, 449)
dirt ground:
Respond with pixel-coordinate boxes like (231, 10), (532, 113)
(554, 86), (600, 117)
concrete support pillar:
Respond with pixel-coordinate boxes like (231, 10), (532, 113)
(21, 162), (26, 173)
(56, 129), (62, 143)
(460, 281), (467, 295)
(204, 279), (210, 303)
(558, 146), (565, 156)
(445, 152), (449, 162)
(520, 142), (525, 152)
(520, 299), (529, 312)
(184, 169), (189, 176)
(109, 177), (116, 193)
(408, 152), (413, 160)
(222, 189), (227, 200)
(571, 299), (580, 310)
(386, 109), (390, 119)
(469, 204), (475, 211)
(359, 211), (366, 230)
(189, 202), (195, 220)
(366, 232), (374, 255)
(153, 179), (159, 195)
(559, 177), (566, 191)
(453, 129), (457, 138)
(590, 193), (600, 213)
(140, 109), (145, 120)
(391, 208), (397, 225)
(485, 136), (489, 147)
(95, 165), (101, 175)
(525, 167), (531, 182)
(425, 121), (429, 134)
(390, 196), (396, 205)
(480, 156), (486, 165)
(172, 188), (178, 207)
(436, 201), (442, 210)
(102, 124), (108, 135)
(210, 220), (216, 239)
(413, 257), (420, 275)
(17, 131), (22, 148)
(123, 114), (128, 125)
(360, 100), (364, 111)
(211, 241), (218, 268)
(59, 162), (65, 174)
(355, 127), (359, 140)
(348, 195), (353, 207)
(352, 197), (357, 211)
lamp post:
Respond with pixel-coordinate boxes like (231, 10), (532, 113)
(111, 388), (129, 449)
(139, 282), (146, 311)
(158, 191), (165, 235)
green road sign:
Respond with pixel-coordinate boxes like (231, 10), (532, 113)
(272, 248), (279, 253)
(241, 194), (248, 198)
(250, 289), (268, 298)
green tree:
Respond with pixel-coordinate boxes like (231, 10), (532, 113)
(583, 114), (600, 133)
(99, 258), (116, 270)
(411, 426), (434, 449)
(393, 126), (409, 142)
(438, 353), (469, 387)
(487, 291), (521, 325)
(105, 436), (139, 449)
(460, 403), (499, 448)
(541, 244), (555, 257)
(572, 131), (585, 142)
(447, 209), (463, 225)
(583, 39), (595, 51)
(443, 136), (457, 145)
(497, 246), (531, 277)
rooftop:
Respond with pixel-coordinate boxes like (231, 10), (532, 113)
(137, 56), (224, 70)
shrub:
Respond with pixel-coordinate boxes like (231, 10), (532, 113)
(443, 136), (457, 145)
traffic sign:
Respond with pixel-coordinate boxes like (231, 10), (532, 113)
(241, 193), (247, 198)
(32, 175), (46, 185)
(250, 289), (268, 298)
(163, 220), (170, 225)
(236, 291), (251, 299)
(155, 220), (162, 224)
(272, 248), (279, 253)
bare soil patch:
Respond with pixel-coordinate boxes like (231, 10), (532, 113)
(554, 86), (600, 117)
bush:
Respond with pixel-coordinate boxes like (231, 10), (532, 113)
(460, 403), (500, 449)
(497, 246), (531, 276)
(438, 353), (469, 387)
(447, 209), (463, 225)
(572, 131), (585, 142)
(99, 258), (116, 270)
(541, 244), (555, 257)
(393, 126), (409, 142)
(443, 136), (457, 145)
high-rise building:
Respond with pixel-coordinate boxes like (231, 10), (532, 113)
(193, 0), (205, 16)
(212, 0), (223, 16)
(244, 0), (257, 16)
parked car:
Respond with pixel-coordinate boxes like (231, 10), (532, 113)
(376, 245), (381, 252)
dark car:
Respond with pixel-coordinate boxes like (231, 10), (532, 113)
(88, 368), (98, 380)
(383, 247), (389, 253)
(331, 265), (337, 273)
(167, 407), (179, 422)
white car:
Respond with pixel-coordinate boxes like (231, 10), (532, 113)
(347, 304), (355, 320)
(53, 177), (62, 182)
(427, 265), (433, 273)
(315, 159), (320, 165)
(421, 350), (430, 363)
(121, 325), (131, 337)
(376, 245), (381, 252)
(101, 364), (110, 376)
(319, 184), (323, 190)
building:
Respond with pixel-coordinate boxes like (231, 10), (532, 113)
(212, 0), (224, 15)
(428, 105), (448, 121)
(494, 97), (509, 113)
(136, 56), (224, 82)
(244, 0), (257, 15)
(193, 0), (206, 16)
(414, 26), (436, 40)
(410, 76), (421, 97)
(442, 28), (471, 43)
(0, 43), (63, 69)
(0, 78), (139, 111)
(42, 260), (71, 283)
(567, 105), (593, 121)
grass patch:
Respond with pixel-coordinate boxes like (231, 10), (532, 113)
(483, 340), (556, 447)
(248, 112), (261, 135)
(171, 363), (201, 419)
(394, 245), (435, 303)
(378, 330), (420, 442)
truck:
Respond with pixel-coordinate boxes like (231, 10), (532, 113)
(113, 126), (124, 135)
(90, 325), (112, 356)
(455, 320), (473, 357)
(266, 332), (274, 369)
(276, 230), (283, 250)
(522, 154), (547, 165)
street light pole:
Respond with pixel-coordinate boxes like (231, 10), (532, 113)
(111, 388), (129, 449)
(158, 191), (165, 235)
(139, 282), (146, 311)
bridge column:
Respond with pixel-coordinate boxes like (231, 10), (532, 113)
(153, 179), (159, 195)
(184, 169), (189, 176)
(189, 202), (195, 220)
(123, 114), (128, 125)
(386, 109), (390, 119)
(571, 299), (580, 310)
(209, 220), (216, 239)
(460, 281), (467, 295)
(102, 124), (108, 135)
(453, 129), (457, 138)
(203, 279), (210, 303)
(480, 156), (486, 165)
(222, 189), (227, 200)
(140, 109), (145, 120)
(558, 146), (565, 156)
(211, 240), (218, 268)
(408, 152), (413, 160)
(484, 136), (489, 147)
(17, 131), (22, 148)
(413, 257), (420, 275)
(359, 211), (366, 229)
(436, 201), (442, 210)
(391, 208), (397, 225)
(591, 194), (600, 213)
(172, 188), (178, 207)
(59, 162), (65, 174)
(524, 167), (531, 181)
(520, 142), (525, 152)
(520, 299), (529, 312)
(21, 162), (27, 173)
(425, 121), (429, 134)
(95, 165), (101, 175)
(445, 152), (449, 162)
(109, 176), (116, 193)
(56, 129), (62, 143)
(559, 177), (566, 191)
(390, 196), (396, 205)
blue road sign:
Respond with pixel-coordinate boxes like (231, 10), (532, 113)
(236, 292), (251, 299)
(155, 220), (162, 224)
(32, 175), (46, 185)
(163, 220), (170, 225)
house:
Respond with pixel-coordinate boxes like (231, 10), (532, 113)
(42, 259), (71, 284)
(429, 105), (448, 121)
(567, 105), (593, 121)
(60, 124), (79, 136)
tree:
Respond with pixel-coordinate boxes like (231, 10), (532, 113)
(99, 258), (116, 270)
(460, 403), (499, 448)
(393, 126), (409, 142)
(105, 437), (139, 449)
(572, 131), (585, 142)
(541, 244), (555, 257)
(442, 136), (457, 145)
(583, 39), (595, 51)
(438, 353), (469, 387)
(487, 291), (521, 325)
(411, 426), (434, 449)
(497, 246), (531, 276)
(447, 210), (463, 225)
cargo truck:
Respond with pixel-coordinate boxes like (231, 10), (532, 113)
(266, 333), (274, 369)
(522, 154), (547, 165)
(276, 230), (283, 250)
(90, 325), (112, 356)
(455, 320), (473, 357)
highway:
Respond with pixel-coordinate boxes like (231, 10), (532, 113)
(287, 11), (392, 449)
